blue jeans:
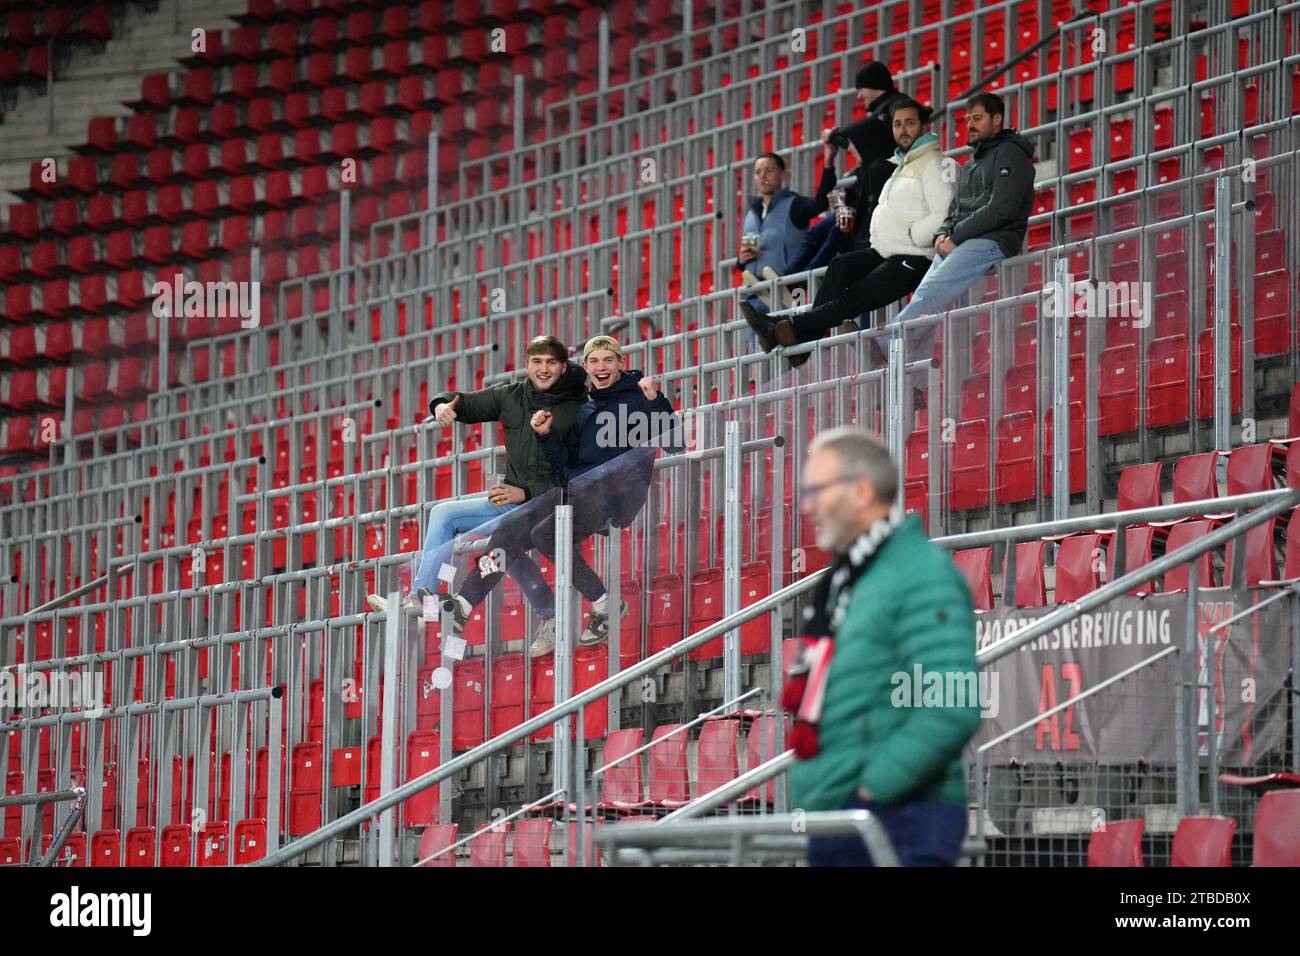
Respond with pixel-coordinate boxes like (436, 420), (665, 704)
(888, 236), (1006, 369)
(409, 497), (519, 594)
(806, 791), (967, 867)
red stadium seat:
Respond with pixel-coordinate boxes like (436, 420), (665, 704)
(1116, 462), (1163, 512)
(1087, 818), (1144, 867)
(695, 720), (740, 797)
(642, 724), (690, 809)
(1224, 518), (1278, 585)
(418, 823), (458, 867)
(1226, 443), (1276, 497)
(954, 548), (994, 611)
(1171, 817), (1236, 867)
(1108, 526), (1158, 594)
(1163, 520), (1217, 591)
(512, 818), (552, 867)
(1054, 533), (1103, 602)
(1004, 540), (1047, 607)
(469, 822), (509, 867)
(1253, 790), (1300, 865)
(596, 728), (643, 810)
(1172, 452), (1220, 504)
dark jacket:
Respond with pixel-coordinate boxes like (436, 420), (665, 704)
(787, 515), (981, 811)
(537, 369), (679, 527)
(844, 157), (894, 251)
(938, 129), (1036, 258)
(852, 88), (910, 168)
(429, 362), (587, 501)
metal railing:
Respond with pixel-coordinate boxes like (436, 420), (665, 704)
(595, 810), (899, 867)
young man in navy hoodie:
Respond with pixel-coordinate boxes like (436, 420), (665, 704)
(525, 335), (679, 657)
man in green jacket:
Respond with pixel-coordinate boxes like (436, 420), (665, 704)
(366, 335), (587, 616)
(787, 427), (981, 866)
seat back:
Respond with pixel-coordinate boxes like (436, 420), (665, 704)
(954, 547), (994, 611)
(418, 823), (458, 867)
(469, 822), (510, 867)
(1087, 818), (1145, 867)
(1253, 790), (1300, 866)
(1116, 462), (1162, 511)
(512, 818), (553, 868)
(1171, 816), (1235, 867)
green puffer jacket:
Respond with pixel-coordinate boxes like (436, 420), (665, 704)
(429, 362), (587, 501)
(788, 515), (981, 811)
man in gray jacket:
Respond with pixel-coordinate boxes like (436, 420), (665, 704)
(887, 92), (1035, 392)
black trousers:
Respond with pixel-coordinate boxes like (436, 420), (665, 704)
(791, 248), (933, 341)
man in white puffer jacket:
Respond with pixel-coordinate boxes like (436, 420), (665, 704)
(749, 99), (955, 369)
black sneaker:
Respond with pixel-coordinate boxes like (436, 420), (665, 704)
(579, 600), (629, 646)
(740, 300), (777, 352)
(439, 592), (472, 632)
(774, 318), (813, 368)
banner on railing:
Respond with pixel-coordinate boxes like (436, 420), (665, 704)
(972, 591), (1291, 763)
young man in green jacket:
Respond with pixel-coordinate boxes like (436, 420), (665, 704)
(788, 427), (981, 866)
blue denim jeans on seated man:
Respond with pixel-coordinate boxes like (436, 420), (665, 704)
(885, 236), (1006, 370)
(408, 496), (519, 595)
(806, 790), (967, 867)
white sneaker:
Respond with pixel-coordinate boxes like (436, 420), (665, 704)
(528, 617), (557, 658)
(762, 266), (793, 309)
(366, 593), (422, 614)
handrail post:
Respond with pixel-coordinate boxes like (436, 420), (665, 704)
(266, 683), (283, 855)
(1212, 175), (1232, 451)
(426, 131), (438, 289)
(1052, 258), (1070, 522)
(1176, 561), (1200, 820)
(46, 35), (54, 134)
(723, 421), (741, 705)
(553, 504), (574, 809)
(598, 14), (610, 127)
(887, 336), (905, 523)
(377, 591), (400, 866)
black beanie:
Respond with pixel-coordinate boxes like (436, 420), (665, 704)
(854, 61), (894, 92)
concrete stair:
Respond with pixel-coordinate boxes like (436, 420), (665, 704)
(0, 0), (248, 209)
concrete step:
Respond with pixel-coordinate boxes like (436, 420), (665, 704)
(0, 0), (247, 207)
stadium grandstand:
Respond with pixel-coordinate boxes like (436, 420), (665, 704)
(1, 0), (1299, 883)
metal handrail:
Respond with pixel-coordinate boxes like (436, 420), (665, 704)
(251, 569), (821, 866)
(591, 688), (765, 785)
(951, 5), (1093, 103)
(595, 811), (900, 867)
(412, 788), (566, 867)
(253, 484), (1298, 865)
(0, 786), (87, 867)
(657, 490), (1300, 824)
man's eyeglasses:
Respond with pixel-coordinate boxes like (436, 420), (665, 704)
(798, 474), (864, 502)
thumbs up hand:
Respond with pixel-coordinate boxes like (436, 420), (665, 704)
(433, 394), (461, 425)
(639, 376), (659, 401)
